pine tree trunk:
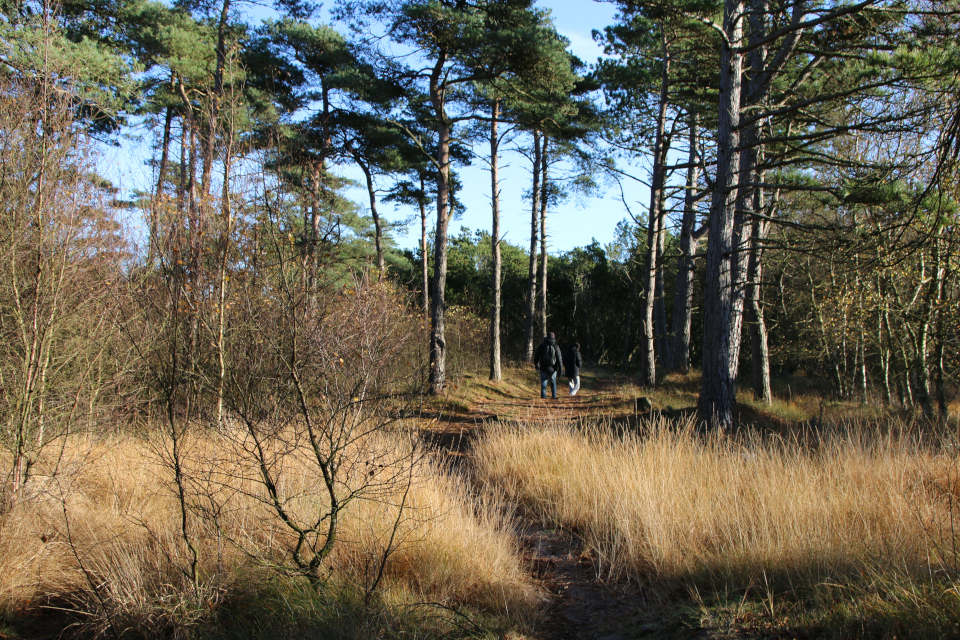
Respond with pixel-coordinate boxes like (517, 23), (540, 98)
(359, 160), (385, 277)
(641, 211), (665, 386)
(698, 0), (744, 429)
(621, 274), (636, 373)
(916, 328), (935, 419)
(178, 116), (188, 215)
(523, 130), (542, 361)
(429, 55), (452, 393)
(917, 268), (937, 419)
(420, 176), (429, 317)
(489, 100), (502, 382)
(202, 0), (231, 198)
(584, 284), (594, 362)
(177, 81), (201, 385)
(934, 238), (948, 425)
(730, 0), (805, 393)
(897, 335), (914, 407)
(305, 86), (333, 285)
(150, 105), (174, 267)
(641, 33), (671, 387)
(668, 111), (702, 374)
(727, 144), (756, 385)
(877, 272), (892, 403)
(654, 198), (669, 361)
(746, 218), (771, 404)
(537, 136), (549, 338)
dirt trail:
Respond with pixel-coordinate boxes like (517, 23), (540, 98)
(519, 520), (669, 640)
(421, 374), (682, 640)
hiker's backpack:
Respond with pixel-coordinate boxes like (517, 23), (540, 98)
(539, 344), (558, 370)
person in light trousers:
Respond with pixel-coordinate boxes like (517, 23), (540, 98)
(564, 341), (582, 396)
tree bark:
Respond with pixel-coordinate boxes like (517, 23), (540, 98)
(202, 0), (231, 198)
(742, 0), (773, 402)
(215, 119), (234, 428)
(178, 115), (188, 215)
(698, 0), (744, 429)
(537, 136), (549, 338)
(654, 194), (669, 362)
(583, 280), (594, 362)
(489, 100), (502, 382)
(917, 254), (937, 419)
(150, 105), (174, 267)
(699, 0), (810, 425)
(668, 111), (702, 374)
(641, 33), (671, 387)
(879, 316), (892, 403)
(428, 54), (452, 393)
(893, 318), (914, 407)
(176, 80), (201, 384)
(746, 217), (772, 403)
(420, 175), (429, 317)
(621, 273), (637, 373)
(176, 81), (199, 233)
(306, 85), (334, 281)
(523, 130), (542, 362)
(358, 159), (385, 277)
(934, 237), (948, 425)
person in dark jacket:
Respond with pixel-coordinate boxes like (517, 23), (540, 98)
(564, 342), (583, 396)
(534, 332), (563, 399)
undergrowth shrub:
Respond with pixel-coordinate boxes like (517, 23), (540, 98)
(444, 305), (489, 384)
(0, 431), (540, 639)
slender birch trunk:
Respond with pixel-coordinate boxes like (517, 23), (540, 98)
(215, 102), (235, 428)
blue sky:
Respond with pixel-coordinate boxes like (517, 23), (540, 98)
(390, 0), (640, 255)
(104, 0), (650, 256)
(376, 0), (649, 255)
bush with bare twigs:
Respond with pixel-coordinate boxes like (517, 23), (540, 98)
(0, 427), (540, 638)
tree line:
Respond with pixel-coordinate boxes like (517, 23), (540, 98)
(0, 0), (957, 507)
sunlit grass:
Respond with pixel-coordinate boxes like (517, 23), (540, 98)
(0, 429), (541, 639)
(474, 414), (960, 636)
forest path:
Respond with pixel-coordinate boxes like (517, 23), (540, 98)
(420, 370), (702, 640)
(417, 367), (642, 454)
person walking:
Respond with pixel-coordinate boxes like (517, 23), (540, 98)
(565, 341), (583, 396)
(534, 332), (563, 399)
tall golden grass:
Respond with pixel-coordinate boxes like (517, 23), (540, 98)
(473, 416), (960, 594)
(0, 428), (540, 637)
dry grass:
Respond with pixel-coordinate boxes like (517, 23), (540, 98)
(473, 416), (960, 594)
(0, 428), (540, 638)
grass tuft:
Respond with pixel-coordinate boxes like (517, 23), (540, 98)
(474, 413), (960, 637)
(0, 430), (539, 639)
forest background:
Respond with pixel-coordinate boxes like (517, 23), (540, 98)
(1, 0), (960, 637)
